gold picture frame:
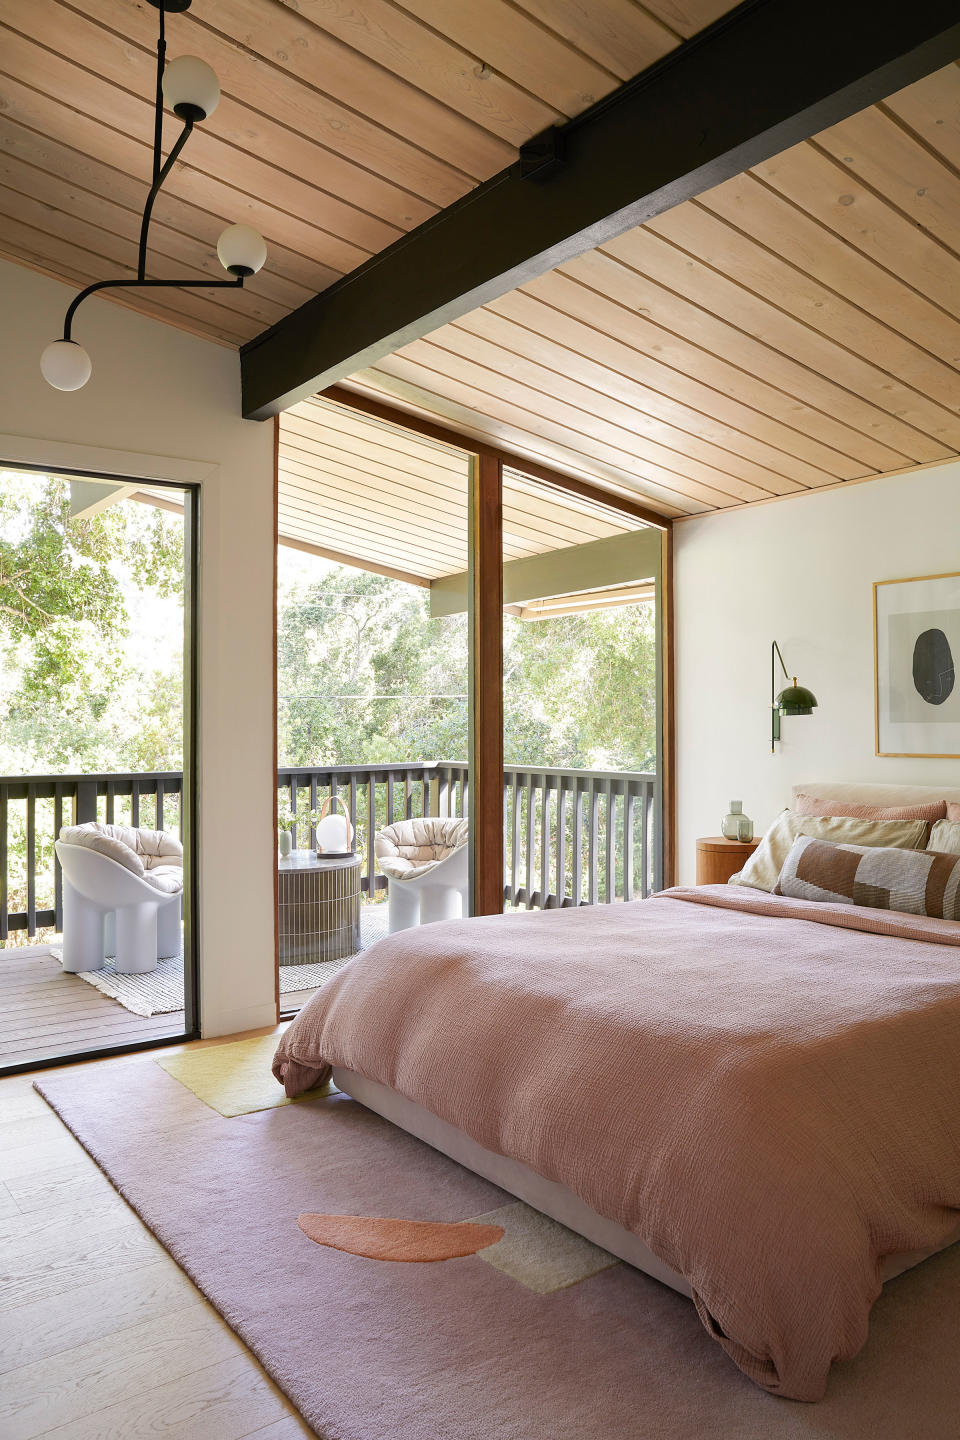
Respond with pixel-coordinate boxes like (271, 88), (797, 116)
(874, 570), (960, 758)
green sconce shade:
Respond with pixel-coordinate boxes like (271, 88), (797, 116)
(776, 682), (818, 716)
(770, 640), (817, 750)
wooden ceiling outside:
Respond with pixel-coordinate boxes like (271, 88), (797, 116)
(278, 397), (645, 582)
(342, 62), (960, 518)
(0, 0), (734, 344)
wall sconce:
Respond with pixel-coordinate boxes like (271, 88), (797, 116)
(771, 641), (817, 752)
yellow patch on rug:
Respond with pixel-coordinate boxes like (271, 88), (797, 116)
(298, 1213), (505, 1262)
(158, 1034), (331, 1117)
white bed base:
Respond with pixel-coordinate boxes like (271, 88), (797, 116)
(334, 1065), (958, 1298)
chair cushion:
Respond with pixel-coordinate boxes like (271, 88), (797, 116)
(141, 865), (184, 896)
(375, 818), (469, 881)
(59, 821), (183, 880)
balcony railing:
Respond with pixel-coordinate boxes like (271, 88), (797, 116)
(279, 761), (658, 906)
(0, 762), (659, 940)
(0, 771), (181, 940)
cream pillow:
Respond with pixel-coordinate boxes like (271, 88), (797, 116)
(729, 813), (929, 892)
(928, 819), (960, 855)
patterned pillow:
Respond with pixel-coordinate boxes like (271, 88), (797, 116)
(792, 793), (947, 822)
(929, 820), (960, 855)
(776, 836), (960, 920)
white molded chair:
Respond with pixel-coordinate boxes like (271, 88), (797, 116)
(374, 818), (469, 933)
(56, 822), (183, 974)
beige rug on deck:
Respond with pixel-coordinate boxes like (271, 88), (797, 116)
(157, 1034), (331, 1116)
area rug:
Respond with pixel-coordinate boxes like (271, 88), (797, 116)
(34, 1055), (960, 1439)
(157, 1034), (331, 1116)
(58, 904), (391, 1016)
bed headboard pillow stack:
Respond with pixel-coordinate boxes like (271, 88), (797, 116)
(793, 793), (946, 822)
(730, 814), (929, 892)
(776, 837), (960, 921)
(930, 820), (960, 854)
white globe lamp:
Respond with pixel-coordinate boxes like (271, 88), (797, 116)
(217, 224), (268, 277)
(40, 340), (92, 392)
(162, 55), (220, 121)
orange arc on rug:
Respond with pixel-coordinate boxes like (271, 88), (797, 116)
(297, 1213), (505, 1262)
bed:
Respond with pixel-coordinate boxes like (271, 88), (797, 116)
(273, 781), (960, 1401)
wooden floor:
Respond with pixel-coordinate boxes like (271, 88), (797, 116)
(0, 1027), (315, 1439)
(0, 948), (186, 1071)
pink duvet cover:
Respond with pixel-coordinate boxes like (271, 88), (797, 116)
(273, 885), (960, 1399)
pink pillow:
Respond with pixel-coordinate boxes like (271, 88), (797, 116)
(793, 793), (946, 822)
(948, 802), (960, 822)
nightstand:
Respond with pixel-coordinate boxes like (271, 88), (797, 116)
(696, 835), (761, 886)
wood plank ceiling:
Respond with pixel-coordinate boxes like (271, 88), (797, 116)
(278, 395), (646, 583)
(1, 3), (956, 522)
(0, 0), (735, 343)
(344, 61), (960, 519)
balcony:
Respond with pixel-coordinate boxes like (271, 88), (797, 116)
(0, 761), (658, 1066)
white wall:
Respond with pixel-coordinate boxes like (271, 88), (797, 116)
(0, 260), (276, 1036)
(674, 463), (960, 884)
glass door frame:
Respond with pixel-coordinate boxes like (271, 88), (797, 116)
(0, 461), (201, 1074)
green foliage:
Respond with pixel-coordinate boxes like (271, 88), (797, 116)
(278, 559), (657, 773)
(0, 473), (184, 776)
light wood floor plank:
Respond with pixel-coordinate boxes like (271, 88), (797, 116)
(0, 1303), (236, 1439)
(0, 1030), (313, 1437)
(0, 1258), (196, 1377)
(39, 1350), (303, 1440)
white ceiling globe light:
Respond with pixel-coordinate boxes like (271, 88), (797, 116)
(161, 55), (220, 122)
(217, 224), (268, 277)
(40, 340), (92, 392)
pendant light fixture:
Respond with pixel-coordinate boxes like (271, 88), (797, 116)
(40, 0), (267, 391)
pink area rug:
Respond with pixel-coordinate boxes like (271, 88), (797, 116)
(36, 1058), (960, 1440)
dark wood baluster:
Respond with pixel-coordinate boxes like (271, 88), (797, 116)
(54, 784), (65, 932)
(0, 788), (8, 943)
(572, 783), (583, 906)
(524, 775), (535, 910)
(624, 787), (635, 903)
(605, 780), (615, 904)
(641, 784), (650, 897)
(510, 771), (521, 907)
(366, 778), (377, 896)
(556, 779), (567, 905)
(587, 781), (599, 907)
(26, 785), (36, 938)
(540, 775), (551, 909)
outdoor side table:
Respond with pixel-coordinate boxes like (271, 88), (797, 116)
(278, 852), (362, 964)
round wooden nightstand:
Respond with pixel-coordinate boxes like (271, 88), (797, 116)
(696, 835), (761, 886)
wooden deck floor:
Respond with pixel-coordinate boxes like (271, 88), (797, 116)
(0, 949), (185, 1070)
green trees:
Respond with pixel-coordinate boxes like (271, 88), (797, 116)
(0, 472), (184, 775)
(278, 557), (657, 773)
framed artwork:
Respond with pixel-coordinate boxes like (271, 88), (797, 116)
(874, 571), (960, 758)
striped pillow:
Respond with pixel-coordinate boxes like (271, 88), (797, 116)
(792, 793), (947, 822)
(776, 836), (960, 920)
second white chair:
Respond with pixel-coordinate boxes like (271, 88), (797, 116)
(374, 817), (469, 933)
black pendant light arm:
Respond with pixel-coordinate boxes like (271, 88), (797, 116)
(62, 275), (244, 342)
(137, 118), (193, 281)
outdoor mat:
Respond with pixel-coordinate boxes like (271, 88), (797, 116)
(157, 1033), (331, 1116)
(33, 1052), (960, 1440)
(57, 902), (390, 1015)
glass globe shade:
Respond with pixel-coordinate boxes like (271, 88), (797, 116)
(217, 224), (267, 276)
(40, 340), (92, 392)
(162, 55), (220, 121)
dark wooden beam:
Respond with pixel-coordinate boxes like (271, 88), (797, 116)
(240, 0), (960, 420)
(469, 453), (504, 916)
